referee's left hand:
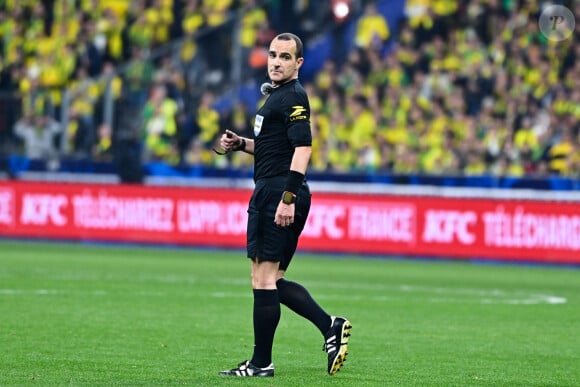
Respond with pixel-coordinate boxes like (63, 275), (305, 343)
(275, 201), (295, 227)
(219, 129), (241, 152)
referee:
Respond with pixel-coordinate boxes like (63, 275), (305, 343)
(218, 33), (351, 377)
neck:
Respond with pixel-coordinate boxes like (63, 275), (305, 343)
(273, 77), (297, 87)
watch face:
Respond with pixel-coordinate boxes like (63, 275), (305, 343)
(282, 191), (295, 204)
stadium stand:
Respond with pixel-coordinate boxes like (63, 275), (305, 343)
(0, 0), (579, 187)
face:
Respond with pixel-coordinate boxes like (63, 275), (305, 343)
(267, 38), (303, 85)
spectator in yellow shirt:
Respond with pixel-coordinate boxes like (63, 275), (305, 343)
(354, 2), (390, 51)
(141, 84), (179, 164)
(546, 128), (577, 176)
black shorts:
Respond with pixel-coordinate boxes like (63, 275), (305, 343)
(247, 176), (311, 271)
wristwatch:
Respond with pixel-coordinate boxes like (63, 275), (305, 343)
(281, 191), (296, 205)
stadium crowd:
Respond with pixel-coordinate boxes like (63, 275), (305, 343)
(1, 0), (580, 179)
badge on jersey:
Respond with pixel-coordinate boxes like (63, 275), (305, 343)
(254, 114), (264, 137)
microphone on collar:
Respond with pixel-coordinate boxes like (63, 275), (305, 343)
(260, 82), (274, 96)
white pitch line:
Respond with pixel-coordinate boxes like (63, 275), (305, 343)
(0, 282), (567, 305)
(0, 289), (63, 295)
(0, 289), (107, 296)
(209, 291), (567, 305)
(210, 282), (568, 305)
(481, 295), (567, 305)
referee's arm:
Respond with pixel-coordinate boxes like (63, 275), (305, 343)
(289, 146), (311, 175)
(240, 137), (255, 155)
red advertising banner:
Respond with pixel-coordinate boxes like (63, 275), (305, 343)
(1, 181), (579, 264)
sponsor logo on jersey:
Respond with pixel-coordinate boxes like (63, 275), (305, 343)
(289, 106), (307, 122)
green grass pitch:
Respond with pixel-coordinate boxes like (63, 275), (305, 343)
(1, 240), (579, 386)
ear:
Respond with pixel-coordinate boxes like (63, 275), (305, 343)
(296, 57), (304, 69)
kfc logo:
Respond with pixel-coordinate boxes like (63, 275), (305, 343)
(422, 210), (477, 245)
(304, 204), (346, 239)
(20, 193), (68, 226)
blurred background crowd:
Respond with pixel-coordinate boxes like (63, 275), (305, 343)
(1, 0), (579, 182)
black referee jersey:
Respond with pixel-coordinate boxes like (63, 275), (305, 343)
(252, 79), (313, 181)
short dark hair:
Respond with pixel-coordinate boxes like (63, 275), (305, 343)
(274, 33), (303, 59)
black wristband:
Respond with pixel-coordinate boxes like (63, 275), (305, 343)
(284, 170), (305, 195)
(233, 138), (246, 152)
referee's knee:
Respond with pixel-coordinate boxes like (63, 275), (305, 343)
(252, 274), (278, 289)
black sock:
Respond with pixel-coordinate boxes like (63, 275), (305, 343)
(250, 289), (280, 368)
(277, 278), (332, 335)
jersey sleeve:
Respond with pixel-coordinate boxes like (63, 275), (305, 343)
(283, 91), (312, 147)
